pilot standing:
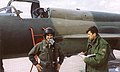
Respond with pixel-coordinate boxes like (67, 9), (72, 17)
(28, 27), (64, 72)
(80, 26), (111, 72)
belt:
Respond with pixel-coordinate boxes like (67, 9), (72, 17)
(40, 61), (57, 68)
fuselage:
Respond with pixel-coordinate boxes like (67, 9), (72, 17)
(0, 8), (120, 58)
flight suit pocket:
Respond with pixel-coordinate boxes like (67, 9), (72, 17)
(39, 52), (48, 61)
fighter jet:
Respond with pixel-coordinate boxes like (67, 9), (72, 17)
(0, 0), (120, 58)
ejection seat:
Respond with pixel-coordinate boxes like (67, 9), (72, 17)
(32, 8), (49, 18)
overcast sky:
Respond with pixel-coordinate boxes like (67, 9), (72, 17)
(1, 0), (120, 18)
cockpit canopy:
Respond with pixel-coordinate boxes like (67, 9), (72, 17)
(0, 0), (41, 18)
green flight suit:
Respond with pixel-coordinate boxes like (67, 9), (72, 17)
(84, 36), (111, 72)
(28, 40), (64, 72)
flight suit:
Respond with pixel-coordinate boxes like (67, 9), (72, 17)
(28, 40), (64, 72)
(84, 36), (111, 72)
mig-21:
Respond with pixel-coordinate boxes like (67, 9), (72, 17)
(0, 0), (120, 58)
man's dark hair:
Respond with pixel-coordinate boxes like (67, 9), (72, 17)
(86, 26), (98, 35)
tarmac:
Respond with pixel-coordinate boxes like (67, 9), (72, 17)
(3, 50), (120, 72)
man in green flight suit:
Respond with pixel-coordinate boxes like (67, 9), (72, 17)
(28, 27), (64, 72)
(80, 26), (111, 72)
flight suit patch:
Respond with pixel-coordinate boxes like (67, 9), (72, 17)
(101, 49), (106, 55)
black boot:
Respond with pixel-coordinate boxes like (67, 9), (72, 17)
(0, 59), (4, 72)
(0, 65), (4, 72)
(0, 68), (4, 72)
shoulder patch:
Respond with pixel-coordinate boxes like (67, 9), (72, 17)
(101, 49), (106, 54)
(102, 49), (106, 52)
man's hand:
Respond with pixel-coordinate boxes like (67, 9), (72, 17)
(79, 54), (86, 60)
(36, 64), (43, 72)
(79, 52), (85, 55)
(57, 63), (61, 71)
(78, 52), (87, 60)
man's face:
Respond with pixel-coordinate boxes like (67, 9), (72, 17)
(46, 33), (54, 41)
(87, 31), (96, 40)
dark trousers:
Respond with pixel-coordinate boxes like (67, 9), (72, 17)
(0, 58), (3, 68)
(41, 65), (59, 72)
(0, 58), (4, 72)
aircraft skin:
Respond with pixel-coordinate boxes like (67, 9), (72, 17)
(0, 0), (120, 58)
